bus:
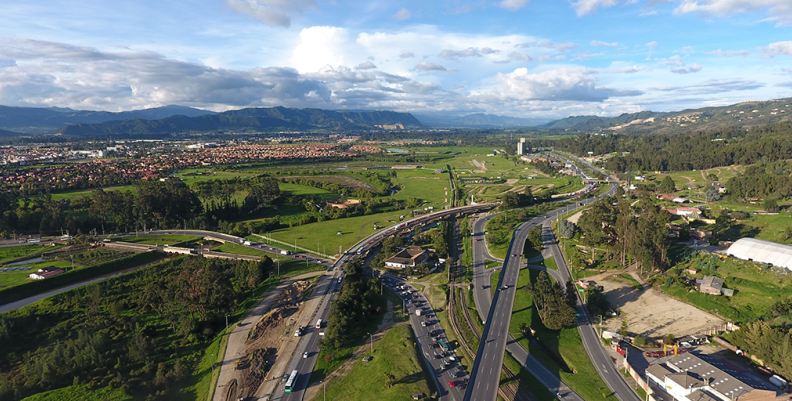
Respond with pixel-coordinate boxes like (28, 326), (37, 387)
(438, 340), (449, 353)
(315, 319), (322, 329)
(284, 370), (298, 393)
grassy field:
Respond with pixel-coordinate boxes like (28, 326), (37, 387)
(507, 268), (617, 401)
(120, 234), (202, 245)
(175, 168), (256, 185)
(0, 244), (62, 264)
(279, 182), (341, 198)
(266, 210), (407, 254)
(663, 253), (792, 322)
(47, 185), (136, 202)
(311, 324), (433, 401)
(213, 243), (326, 275)
(0, 259), (73, 291)
(391, 168), (451, 209)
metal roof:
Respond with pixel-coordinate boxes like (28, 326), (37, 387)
(726, 238), (792, 271)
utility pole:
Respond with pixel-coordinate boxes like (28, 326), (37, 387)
(368, 332), (373, 354)
(226, 315), (229, 334)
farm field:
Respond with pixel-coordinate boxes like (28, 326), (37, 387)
(0, 244), (61, 264)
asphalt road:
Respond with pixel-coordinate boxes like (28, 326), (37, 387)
(466, 163), (634, 401)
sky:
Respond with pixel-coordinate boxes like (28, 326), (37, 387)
(0, 0), (791, 119)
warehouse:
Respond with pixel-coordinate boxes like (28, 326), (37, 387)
(726, 238), (792, 271)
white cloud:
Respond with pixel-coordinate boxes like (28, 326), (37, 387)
(539, 55), (568, 61)
(290, 26), (350, 73)
(570, 0), (620, 17)
(671, 64), (702, 74)
(651, 79), (763, 94)
(764, 41), (792, 57)
(414, 61), (447, 71)
(399, 51), (415, 59)
(706, 49), (750, 57)
(486, 67), (627, 102)
(591, 40), (619, 48)
(356, 61), (377, 70)
(673, 0), (792, 26)
(612, 65), (648, 73)
(499, 0), (531, 11)
(675, 46), (695, 56)
(574, 52), (604, 61)
(440, 48), (484, 60)
(657, 55), (702, 74)
(225, 0), (315, 28)
(394, 8), (411, 20)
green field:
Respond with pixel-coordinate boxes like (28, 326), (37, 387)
(213, 243), (326, 275)
(47, 185), (136, 202)
(391, 169), (451, 209)
(279, 182), (341, 198)
(311, 324), (433, 401)
(0, 244), (61, 264)
(175, 168), (256, 185)
(663, 253), (792, 322)
(119, 234), (202, 245)
(265, 210), (407, 254)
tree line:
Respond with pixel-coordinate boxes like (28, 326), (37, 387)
(322, 259), (383, 349)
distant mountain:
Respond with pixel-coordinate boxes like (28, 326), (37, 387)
(0, 105), (215, 133)
(414, 112), (549, 128)
(57, 107), (423, 137)
(0, 128), (23, 137)
(540, 98), (792, 134)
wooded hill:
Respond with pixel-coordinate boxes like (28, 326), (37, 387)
(56, 107), (423, 137)
(540, 97), (792, 135)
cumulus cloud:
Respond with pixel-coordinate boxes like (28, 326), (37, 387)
(611, 65), (648, 73)
(764, 41), (792, 57)
(508, 52), (532, 62)
(399, 51), (415, 59)
(673, 0), (792, 26)
(591, 40), (619, 48)
(290, 26), (350, 73)
(488, 67), (637, 102)
(440, 48), (485, 60)
(706, 48), (750, 57)
(414, 61), (447, 71)
(394, 8), (411, 20)
(498, 0), (531, 11)
(225, 0), (315, 28)
(355, 61), (377, 70)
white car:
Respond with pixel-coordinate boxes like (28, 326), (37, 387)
(303, 352), (309, 359)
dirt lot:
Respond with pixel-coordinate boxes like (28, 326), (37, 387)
(591, 271), (725, 340)
(222, 280), (312, 401)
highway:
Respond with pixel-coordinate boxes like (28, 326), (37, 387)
(465, 153), (638, 401)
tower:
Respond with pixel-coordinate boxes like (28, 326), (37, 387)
(517, 137), (526, 155)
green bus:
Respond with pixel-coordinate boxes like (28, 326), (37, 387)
(284, 370), (298, 393)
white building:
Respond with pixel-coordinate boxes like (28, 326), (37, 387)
(727, 238), (792, 272)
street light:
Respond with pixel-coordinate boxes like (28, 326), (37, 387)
(367, 332), (373, 354)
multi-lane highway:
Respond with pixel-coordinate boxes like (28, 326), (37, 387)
(465, 152), (642, 401)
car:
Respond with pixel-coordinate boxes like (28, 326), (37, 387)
(474, 238), (481, 242)
(449, 381), (456, 388)
(451, 371), (464, 378)
(501, 285), (508, 290)
(303, 351), (309, 358)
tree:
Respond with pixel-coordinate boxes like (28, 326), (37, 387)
(564, 279), (577, 308)
(619, 320), (629, 337)
(659, 176), (676, 193)
(763, 198), (779, 213)
(528, 225), (543, 252)
(705, 187), (721, 202)
(633, 335), (648, 347)
(527, 271), (576, 330)
(558, 219), (577, 239)
(663, 333), (676, 345)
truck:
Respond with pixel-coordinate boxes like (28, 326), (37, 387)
(416, 309), (422, 316)
(280, 250), (291, 255)
(243, 240), (252, 246)
(770, 375), (788, 391)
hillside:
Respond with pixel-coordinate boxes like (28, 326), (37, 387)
(541, 98), (792, 134)
(0, 105), (214, 133)
(415, 112), (549, 127)
(56, 107), (423, 137)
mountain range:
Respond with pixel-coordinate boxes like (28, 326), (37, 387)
(55, 107), (422, 137)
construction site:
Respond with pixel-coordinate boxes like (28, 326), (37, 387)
(221, 280), (313, 401)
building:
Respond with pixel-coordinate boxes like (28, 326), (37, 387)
(645, 353), (786, 401)
(385, 246), (430, 269)
(28, 266), (64, 280)
(699, 276), (724, 295)
(520, 154), (549, 163)
(517, 138), (526, 155)
(726, 238), (792, 272)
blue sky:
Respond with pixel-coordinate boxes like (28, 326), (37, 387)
(0, 0), (791, 119)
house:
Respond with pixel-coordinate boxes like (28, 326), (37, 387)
(672, 198), (691, 204)
(708, 182), (727, 194)
(28, 266), (64, 280)
(577, 279), (596, 289)
(657, 193), (680, 201)
(645, 353), (784, 401)
(520, 154), (549, 163)
(700, 276), (724, 295)
(385, 246), (430, 269)
(689, 228), (713, 240)
(676, 207), (702, 219)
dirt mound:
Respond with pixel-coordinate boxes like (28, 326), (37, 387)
(233, 348), (276, 400)
(273, 280), (311, 308)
